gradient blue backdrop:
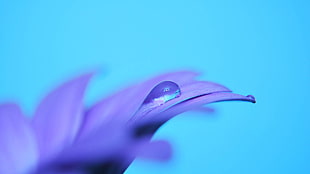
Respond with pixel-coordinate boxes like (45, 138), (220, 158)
(1, 0), (309, 173)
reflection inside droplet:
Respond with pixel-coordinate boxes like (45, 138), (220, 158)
(135, 81), (181, 117)
(143, 81), (181, 106)
(246, 95), (256, 103)
(246, 95), (255, 99)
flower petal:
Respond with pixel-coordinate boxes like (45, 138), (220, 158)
(130, 80), (231, 122)
(58, 126), (171, 164)
(32, 73), (93, 163)
(57, 123), (130, 165)
(0, 103), (37, 174)
(133, 140), (172, 161)
(79, 71), (199, 139)
(37, 168), (87, 174)
(141, 92), (255, 125)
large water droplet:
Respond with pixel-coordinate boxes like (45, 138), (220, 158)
(143, 81), (181, 106)
(134, 81), (181, 118)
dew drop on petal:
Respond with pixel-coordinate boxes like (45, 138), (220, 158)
(246, 95), (256, 102)
(136, 81), (181, 117)
(143, 81), (181, 106)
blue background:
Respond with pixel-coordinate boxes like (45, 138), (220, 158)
(0, 0), (309, 173)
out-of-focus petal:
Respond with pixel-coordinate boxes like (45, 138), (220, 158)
(32, 73), (93, 163)
(57, 126), (171, 164)
(190, 106), (215, 113)
(79, 71), (199, 139)
(58, 123), (130, 165)
(133, 140), (172, 161)
(37, 168), (87, 174)
(0, 103), (37, 174)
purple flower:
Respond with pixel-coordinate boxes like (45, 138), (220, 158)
(0, 71), (255, 174)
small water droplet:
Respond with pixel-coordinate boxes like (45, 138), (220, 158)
(143, 81), (181, 106)
(246, 95), (256, 102)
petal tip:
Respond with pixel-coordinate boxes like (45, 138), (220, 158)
(246, 95), (256, 103)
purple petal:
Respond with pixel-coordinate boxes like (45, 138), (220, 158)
(37, 168), (87, 174)
(78, 71), (199, 139)
(32, 73), (93, 163)
(57, 126), (171, 164)
(190, 106), (215, 113)
(130, 80), (231, 122)
(0, 103), (37, 174)
(57, 123), (130, 165)
(133, 140), (172, 161)
(141, 92), (255, 124)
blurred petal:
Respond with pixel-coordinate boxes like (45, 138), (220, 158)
(0, 103), (37, 174)
(58, 123), (130, 165)
(79, 71), (199, 139)
(134, 140), (172, 161)
(58, 127), (171, 164)
(38, 168), (87, 174)
(190, 106), (215, 113)
(32, 73), (93, 163)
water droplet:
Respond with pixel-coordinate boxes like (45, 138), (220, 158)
(246, 95), (256, 102)
(143, 81), (181, 106)
(133, 81), (182, 118)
